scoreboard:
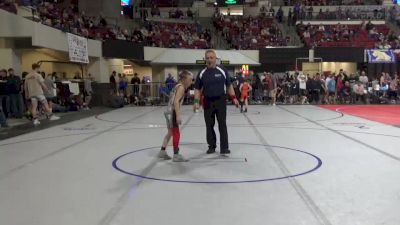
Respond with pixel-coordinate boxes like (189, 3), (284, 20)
(216, 0), (244, 6)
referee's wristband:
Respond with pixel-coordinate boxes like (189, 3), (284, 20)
(194, 99), (200, 104)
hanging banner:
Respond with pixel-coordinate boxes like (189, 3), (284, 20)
(67, 33), (89, 64)
(367, 49), (396, 63)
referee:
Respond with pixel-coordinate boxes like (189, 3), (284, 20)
(193, 50), (239, 155)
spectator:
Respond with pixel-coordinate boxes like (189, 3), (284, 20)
(308, 74), (322, 104)
(277, 6), (284, 23)
(44, 73), (56, 112)
(0, 69), (10, 118)
(366, 20), (374, 31)
(260, 5), (267, 17)
(83, 73), (93, 109)
(110, 71), (117, 93)
(24, 63), (60, 126)
(73, 71), (82, 79)
(119, 74), (128, 97)
(165, 73), (176, 93)
(0, 104), (7, 128)
(359, 71), (369, 86)
(288, 8), (293, 26)
(298, 73), (308, 104)
(288, 76), (299, 104)
(264, 72), (278, 106)
(7, 68), (24, 118)
(326, 74), (337, 104)
(131, 73), (141, 96)
(187, 8), (193, 19)
(0, 0), (17, 14)
(353, 81), (368, 104)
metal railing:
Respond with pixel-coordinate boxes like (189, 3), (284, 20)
(112, 82), (195, 105)
(291, 10), (387, 21)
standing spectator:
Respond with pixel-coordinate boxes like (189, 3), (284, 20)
(165, 73), (176, 93)
(277, 6), (284, 23)
(7, 68), (24, 118)
(0, 69), (10, 118)
(359, 71), (369, 86)
(0, 103), (7, 128)
(307, 6), (314, 20)
(151, 5), (157, 17)
(131, 73), (141, 96)
(288, 76), (299, 104)
(298, 72), (308, 104)
(44, 73), (56, 112)
(118, 74), (128, 97)
(288, 8), (293, 26)
(336, 72), (345, 95)
(260, 5), (267, 17)
(24, 64), (60, 126)
(326, 74), (337, 104)
(187, 8), (193, 19)
(265, 72), (278, 106)
(388, 75), (398, 103)
(110, 71), (117, 93)
(255, 74), (264, 103)
(308, 73), (322, 104)
(83, 73), (93, 109)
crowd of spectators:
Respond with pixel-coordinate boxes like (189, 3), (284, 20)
(0, 0), (210, 49)
(0, 0), (17, 14)
(283, 0), (381, 6)
(213, 14), (289, 49)
(296, 20), (399, 48)
(0, 67), (93, 128)
(287, 6), (387, 24)
(124, 20), (212, 49)
(231, 69), (399, 105)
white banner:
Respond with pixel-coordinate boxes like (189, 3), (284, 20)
(67, 33), (89, 64)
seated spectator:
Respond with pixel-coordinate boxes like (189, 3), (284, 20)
(214, 15), (288, 49)
(0, 0), (17, 14)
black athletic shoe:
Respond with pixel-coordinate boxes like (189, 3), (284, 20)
(220, 149), (231, 155)
(206, 147), (216, 154)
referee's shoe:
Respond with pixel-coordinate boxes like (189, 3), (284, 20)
(220, 149), (231, 155)
(206, 146), (216, 154)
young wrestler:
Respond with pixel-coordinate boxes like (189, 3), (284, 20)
(159, 70), (193, 162)
(239, 79), (252, 113)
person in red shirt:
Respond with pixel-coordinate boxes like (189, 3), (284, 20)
(239, 79), (252, 113)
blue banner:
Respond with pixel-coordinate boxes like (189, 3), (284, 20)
(367, 49), (396, 63)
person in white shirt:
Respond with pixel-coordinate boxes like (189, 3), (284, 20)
(298, 73), (308, 104)
(303, 30), (310, 38)
(359, 71), (369, 86)
(84, 73), (94, 110)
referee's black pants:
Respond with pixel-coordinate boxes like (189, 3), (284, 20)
(203, 96), (229, 150)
